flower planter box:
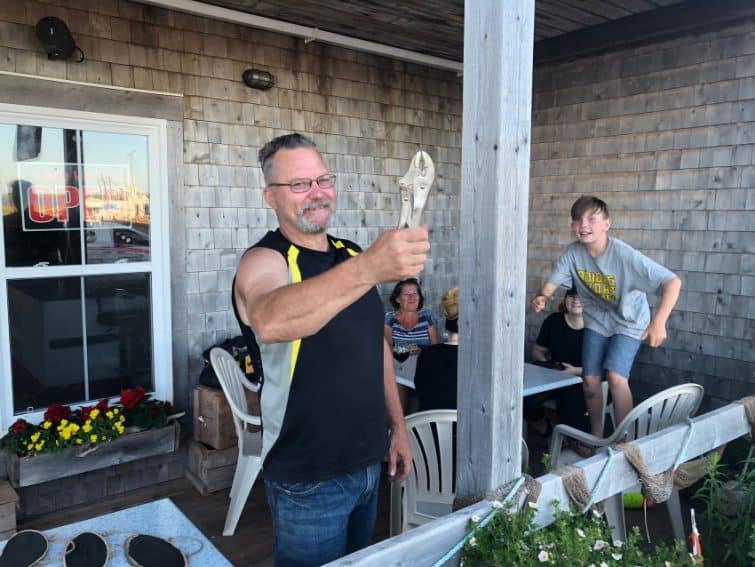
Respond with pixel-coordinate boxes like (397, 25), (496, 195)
(5, 421), (180, 488)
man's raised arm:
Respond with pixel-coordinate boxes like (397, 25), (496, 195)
(236, 226), (430, 343)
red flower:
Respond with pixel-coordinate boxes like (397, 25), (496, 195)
(44, 403), (70, 423)
(96, 399), (109, 411)
(120, 387), (146, 410)
(79, 405), (94, 421)
(10, 419), (28, 433)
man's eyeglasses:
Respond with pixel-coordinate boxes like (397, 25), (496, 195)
(268, 174), (336, 194)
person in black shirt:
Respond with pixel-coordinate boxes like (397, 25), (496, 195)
(414, 287), (459, 411)
(525, 288), (589, 434)
(233, 133), (429, 566)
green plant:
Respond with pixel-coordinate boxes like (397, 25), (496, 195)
(0, 400), (126, 457)
(461, 501), (696, 566)
(1, 390), (177, 457)
(692, 446), (755, 566)
(119, 387), (174, 430)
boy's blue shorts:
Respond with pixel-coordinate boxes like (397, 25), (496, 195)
(582, 328), (642, 379)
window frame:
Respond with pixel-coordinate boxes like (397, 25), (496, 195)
(0, 103), (173, 429)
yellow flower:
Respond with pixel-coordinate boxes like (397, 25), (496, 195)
(106, 411), (114, 419)
(119, 415), (126, 423)
(35, 441), (45, 451)
(113, 408), (120, 415)
(30, 432), (40, 443)
(90, 434), (98, 443)
(60, 419), (68, 427)
(90, 409), (100, 419)
(60, 430), (71, 440)
(26, 443), (33, 451)
(100, 435), (106, 441)
(70, 423), (80, 433)
(115, 423), (125, 434)
(75, 439), (83, 445)
(82, 423), (93, 433)
(42, 421), (52, 430)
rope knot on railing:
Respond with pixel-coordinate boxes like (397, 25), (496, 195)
(735, 395), (755, 440)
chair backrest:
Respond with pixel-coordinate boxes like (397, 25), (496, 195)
(209, 347), (260, 443)
(403, 409), (457, 530)
(610, 383), (704, 444)
(401, 409), (529, 531)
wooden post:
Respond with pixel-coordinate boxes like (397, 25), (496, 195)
(457, 0), (535, 499)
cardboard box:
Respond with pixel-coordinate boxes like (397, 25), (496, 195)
(193, 385), (260, 450)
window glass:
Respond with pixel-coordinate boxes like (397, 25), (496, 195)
(0, 124), (150, 267)
(7, 274), (152, 413)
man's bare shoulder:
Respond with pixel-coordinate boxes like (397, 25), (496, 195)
(236, 246), (288, 285)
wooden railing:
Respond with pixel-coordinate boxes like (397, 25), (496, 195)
(327, 401), (751, 566)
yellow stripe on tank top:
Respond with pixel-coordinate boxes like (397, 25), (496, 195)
(331, 239), (359, 257)
(287, 245), (303, 384)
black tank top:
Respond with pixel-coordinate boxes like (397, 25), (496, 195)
(232, 229), (388, 482)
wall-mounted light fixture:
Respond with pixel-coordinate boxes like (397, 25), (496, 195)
(242, 69), (275, 91)
(35, 17), (84, 62)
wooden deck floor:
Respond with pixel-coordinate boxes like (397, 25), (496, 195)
(17, 473), (395, 566)
(18, 433), (686, 566)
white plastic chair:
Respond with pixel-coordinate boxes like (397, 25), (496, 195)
(549, 383), (704, 541)
(390, 410), (529, 535)
(540, 379), (614, 431)
(209, 347), (263, 536)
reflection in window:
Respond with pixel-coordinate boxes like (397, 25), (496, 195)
(7, 274), (152, 414)
(1, 123), (151, 267)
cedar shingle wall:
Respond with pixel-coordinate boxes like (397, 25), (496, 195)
(529, 21), (755, 408)
(0, 0), (463, 385)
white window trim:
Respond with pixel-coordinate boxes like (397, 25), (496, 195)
(0, 103), (173, 429)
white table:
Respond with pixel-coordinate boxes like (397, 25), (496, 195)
(523, 362), (582, 396)
(0, 498), (231, 566)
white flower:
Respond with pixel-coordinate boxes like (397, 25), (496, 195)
(614, 540), (624, 548)
(491, 500), (503, 509)
(600, 563), (609, 567)
(528, 501), (539, 509)
(576, 528), (586, 538)
(469, 536), (477, 547)
(593, 539), (607, 551)
(538, 550), (549, 562)
(664, 562), (672, 567)
(471, 514), (481, 523)
(592, 509), (603, 520)
(612, 553), (622, 560)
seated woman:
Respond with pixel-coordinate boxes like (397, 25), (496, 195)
(525, 288), (589, 436)
(414, 287), (459, 412)
(384, 278), (438, 412)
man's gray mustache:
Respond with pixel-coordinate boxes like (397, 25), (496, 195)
(300, 200), (333, 213)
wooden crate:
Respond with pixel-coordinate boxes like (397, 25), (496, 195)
(0, 481), (18, 541)
(193, 385), (260, 450)
(186, 438), (238, 495)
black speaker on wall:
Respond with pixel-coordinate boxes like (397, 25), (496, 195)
(35, 17), (84, 62)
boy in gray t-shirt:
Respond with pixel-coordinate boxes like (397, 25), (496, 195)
(532, 196), (681, 447)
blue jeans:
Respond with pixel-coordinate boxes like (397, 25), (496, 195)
(264, 462), (381, 567)
(582, 328), (642, 379)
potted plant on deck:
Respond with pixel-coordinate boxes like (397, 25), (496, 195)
(1, 389), (181, 488)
